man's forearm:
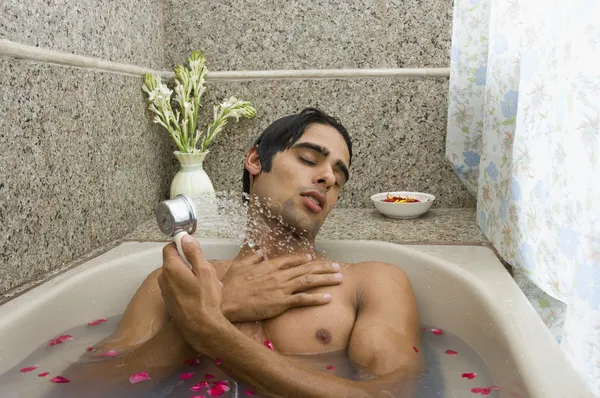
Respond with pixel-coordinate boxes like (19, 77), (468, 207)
(191, 323), (413, 398)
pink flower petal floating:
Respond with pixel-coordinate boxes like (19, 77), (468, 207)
(185, 358), (201, 367)
(204, 373), (215, 380)
(214, 380), (229, 387)
(207, 385), (227, 397)
(413, 346), (419, 353)
(180, 372), (195, 381)
(190, 381), (209, 391)
(50, 376), (70, 383)
(101, 349), (119, 357)
(191, 396), (206, 398)
(88, 318), (107, 326)
(326, 365), (335, 370)
(245, 390), (256, 396)
(431, 328), (443, 335)
(129, 372), (151, 384)
(471, 387), (491, 395)
(215, 358), (222, 365)
(86, 347), (95, 352)
(462, 372), (477, 379)
(264, 340), (274, 350)
(49, 335), (74, 346)
(20, 365), (39, 373)
(445, 349), (458, 356)
(38, 372), (49, 377)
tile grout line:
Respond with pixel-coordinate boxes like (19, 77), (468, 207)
(0, 39), (450, 81)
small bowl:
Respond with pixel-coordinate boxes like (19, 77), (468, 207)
(370, 191), (435, 219)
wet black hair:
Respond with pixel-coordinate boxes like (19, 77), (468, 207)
(242, 107), (352, 201)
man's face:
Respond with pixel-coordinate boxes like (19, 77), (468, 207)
(248, 123), (351, 238)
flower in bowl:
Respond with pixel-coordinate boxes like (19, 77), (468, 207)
(370, 191), (435, 219)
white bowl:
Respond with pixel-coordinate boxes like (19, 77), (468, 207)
(370, 191), (436, 219)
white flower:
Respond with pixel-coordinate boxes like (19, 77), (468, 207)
(142, 51), (255, 153)
(158, 83), (173, 99)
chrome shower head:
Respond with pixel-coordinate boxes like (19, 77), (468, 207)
(155, 194), (197, 237)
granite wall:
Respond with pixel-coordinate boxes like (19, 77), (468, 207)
(0, 1), (175, 294)
(164, 0), (473, 208)
(0, 0), (473, 295)
(197, 79), (473, 208)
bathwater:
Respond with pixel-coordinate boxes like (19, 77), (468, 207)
(0, 315), (499, 398)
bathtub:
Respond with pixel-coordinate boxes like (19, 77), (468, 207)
(0, 240), (592, 398)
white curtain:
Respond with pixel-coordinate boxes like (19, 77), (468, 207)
(447, 0), (600, 394)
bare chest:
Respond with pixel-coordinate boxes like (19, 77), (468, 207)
(234, 285), (356, 355)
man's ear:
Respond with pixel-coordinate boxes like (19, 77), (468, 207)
(244, 146), (262, 176)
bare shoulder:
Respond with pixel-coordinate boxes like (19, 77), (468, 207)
(345, 261), (412, 287)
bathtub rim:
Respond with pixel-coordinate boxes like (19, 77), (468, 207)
(0, 239), (592, 398)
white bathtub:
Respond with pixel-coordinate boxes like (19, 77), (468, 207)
(0, 240), (592, 398)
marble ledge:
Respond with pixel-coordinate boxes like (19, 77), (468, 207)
(122, 208), (488, 245)
(0, 208), (489, 305)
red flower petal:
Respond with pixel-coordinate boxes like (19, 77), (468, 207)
(190, 381), (209, 391)
(462, 372), (477, 379)
(191, 396), (206, 398)
(129, 372), (150, 384)
(431, 328), (443, 335)
(101, 349), (119, 357)
(264, 340), (274, 350)
(20, 365), (39, 373)
(88, 318), (107, 326)
(37, 372), (49, 377)
(326, 365), (335, 370)
(471, 387), (491, 395)
(214, 380), (229, 387)
(207, 385), (226, 397)
(129, 371), (150, 384)
(215, 358), (222, 365)
(180, 372), (195, 380)
(445, 349), (458, 356)
(245, 390), (256, 396)
(48, 339), (62, 346)
(204, 373), (215, 380)
(413, 346), (419, 353)
(50, 376), (70, 383)
(185, 358), (201, 367)
(58, 335), (73, 341)
(86, 347), (95, 352)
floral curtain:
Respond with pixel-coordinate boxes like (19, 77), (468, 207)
(446, 0), (600, 394)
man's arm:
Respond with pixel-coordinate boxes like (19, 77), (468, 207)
(97, 250), (340, 351)
(209, 263), (421, 398)
(160, 238), (422, 398)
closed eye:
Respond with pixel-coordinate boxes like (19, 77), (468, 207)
(300, 157), (316, 166)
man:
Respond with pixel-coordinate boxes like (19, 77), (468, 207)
(64, 108), (421, 397)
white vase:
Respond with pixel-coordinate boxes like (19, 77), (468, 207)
(170, 151), (215, 199)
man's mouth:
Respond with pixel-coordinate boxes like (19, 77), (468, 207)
(300, 191), (326, 213)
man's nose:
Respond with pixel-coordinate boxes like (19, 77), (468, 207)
(315, 166), (336, 188)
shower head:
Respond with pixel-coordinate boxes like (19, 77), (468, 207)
(155, 194), (197, 237)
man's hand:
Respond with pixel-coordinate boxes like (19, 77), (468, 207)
(221, 252), (343, 322)
(157, 234), (228, 352)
